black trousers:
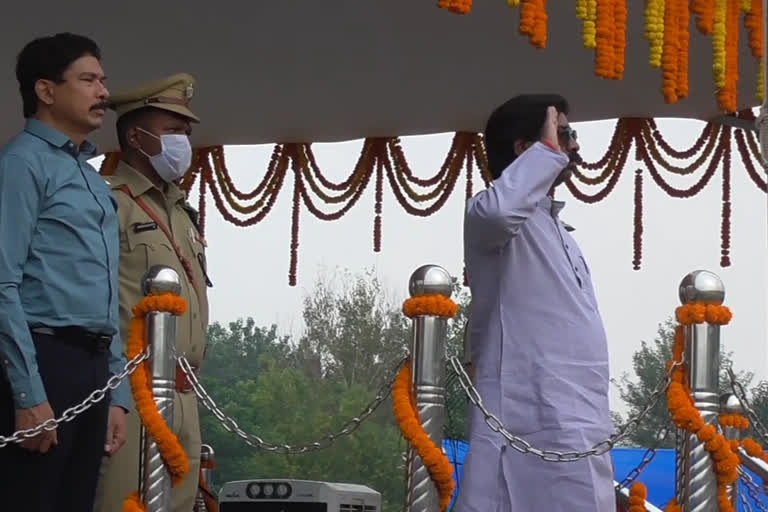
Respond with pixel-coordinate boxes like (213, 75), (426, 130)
(0, 332), (110, 512)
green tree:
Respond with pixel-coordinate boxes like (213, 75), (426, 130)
(613, 318), (752, 448)
(199, 268), (475, 512)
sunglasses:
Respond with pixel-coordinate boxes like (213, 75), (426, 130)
(558, 126), (578, 142)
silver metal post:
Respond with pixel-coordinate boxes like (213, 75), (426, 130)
(677, 270), (726, 512)
(720, 393), (743, 509)
(140, 265), (181, 512)
(405, 265), (453, 512)
(675, 426), (686, 507)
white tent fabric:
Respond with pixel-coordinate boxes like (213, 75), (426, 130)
(0, 1), (763, 151)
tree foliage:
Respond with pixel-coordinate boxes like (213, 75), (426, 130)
(612, 318), (755, 448)
(199, 268), (471, 512)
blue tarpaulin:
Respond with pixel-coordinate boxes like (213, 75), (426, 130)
(443, 439), (767, 510)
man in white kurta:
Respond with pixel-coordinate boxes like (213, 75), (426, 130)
(457, 97), (615, 511)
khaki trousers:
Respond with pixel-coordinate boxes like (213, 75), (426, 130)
(94, 391), (201, 512)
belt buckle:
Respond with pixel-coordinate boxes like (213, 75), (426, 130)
(90, 333), (112, 353)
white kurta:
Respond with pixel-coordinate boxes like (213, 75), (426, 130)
(457, 142), (615, 512)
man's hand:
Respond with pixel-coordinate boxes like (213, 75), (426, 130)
(105, 406), (127, 456)
(15, 401), (58, 453)
(541, 106), (560, 149)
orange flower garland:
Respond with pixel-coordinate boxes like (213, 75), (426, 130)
(719, 413), (750, 430)
(612, 0), (627, 79)
(666, 303), (736, 512)
(433, 1), (763, 109)
(393, 359), (455, 512)
(692, 0), (716, 34)
(661, 0), (681, 102)
(742, 437), (768, 463)
(665, 500), (683, 512)
(403, 294), (459, 318)
(595, 0), (616, 78)
(676, 0), (691, 98)
(123, 293), (190, 512)
(628, 482), (648, 512)
(437, 0), (473, 15)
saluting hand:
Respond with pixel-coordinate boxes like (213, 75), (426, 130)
(16, 401), (58, 453)
(541, 106), (560, 150)
(105, 406), (127, 456)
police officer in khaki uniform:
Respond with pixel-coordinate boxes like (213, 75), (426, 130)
(94, 73), (211, 512)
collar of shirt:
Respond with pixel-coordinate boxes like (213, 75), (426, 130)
(24, 119), (98, 159)
(538, 196), (576, 232)
(107, 160), (186, 205)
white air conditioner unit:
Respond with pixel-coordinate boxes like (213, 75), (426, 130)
(218, 479), (382, 512)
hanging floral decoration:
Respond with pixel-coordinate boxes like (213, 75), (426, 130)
(435, 1), (764, 112)
(628, 482), (649, 512)
(99, 110), (765, 286)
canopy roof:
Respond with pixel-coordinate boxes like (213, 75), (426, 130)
(0, 2), (762, 150)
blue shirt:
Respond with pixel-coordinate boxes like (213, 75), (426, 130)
(0, 119), (129, 409)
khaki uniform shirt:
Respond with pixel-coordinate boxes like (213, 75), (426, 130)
(106, 162), (209, 368)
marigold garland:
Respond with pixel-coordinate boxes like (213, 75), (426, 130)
(742, 437), (768, 463)
(612, 0), (627, 78)
(438, 0), (473, 14)
(433, 1), (763, 108)
(403, 294), (459, 319)
(645, 0), (666, 68)
(628, 482), (648, 511)
(720, 413), (750, 430)
(123, 293), (190, 512)
(712, 0), (728, 89)
(661, 0), (681, 102)
(100, 112), (766, 287)
(676, 0), (691, 98)
(594, 0), (617, 78)
(692, 0), (716, 34)
(666, 303), (736, 512)
(717, 0), (740, 112)
(665, 499), (683, 512)
(393, 359), (455, 511)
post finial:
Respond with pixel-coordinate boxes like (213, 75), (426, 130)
(408, 265), (453, 298)
(142, 265), (182, 297)
(720, 393), (744, 415)
(678, 270), (725, 305)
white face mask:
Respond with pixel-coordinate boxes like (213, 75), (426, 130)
(137, 127), (192, 182)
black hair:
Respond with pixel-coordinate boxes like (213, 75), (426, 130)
(484, 94), (570, 180)
(15, 33), (102, 118)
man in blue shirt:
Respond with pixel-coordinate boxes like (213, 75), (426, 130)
(0, 33), (130, 511)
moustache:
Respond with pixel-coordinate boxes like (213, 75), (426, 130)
(91, 102), (109, 111)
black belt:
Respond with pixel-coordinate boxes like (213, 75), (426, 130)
(30, 326), (113, 354)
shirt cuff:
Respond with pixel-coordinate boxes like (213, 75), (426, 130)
(10, 373), (47, 408)
(109, 378), (132, 412)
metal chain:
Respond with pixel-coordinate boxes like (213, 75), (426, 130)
(728, 367), (768, 445)
(615, 425), (670, 491)
(0, 349), (150, 448)
(742, 492), (755, 512)
(448, 355), (678, 462)
(741, 468), (768, 512)
(178, 354), (406, 454)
